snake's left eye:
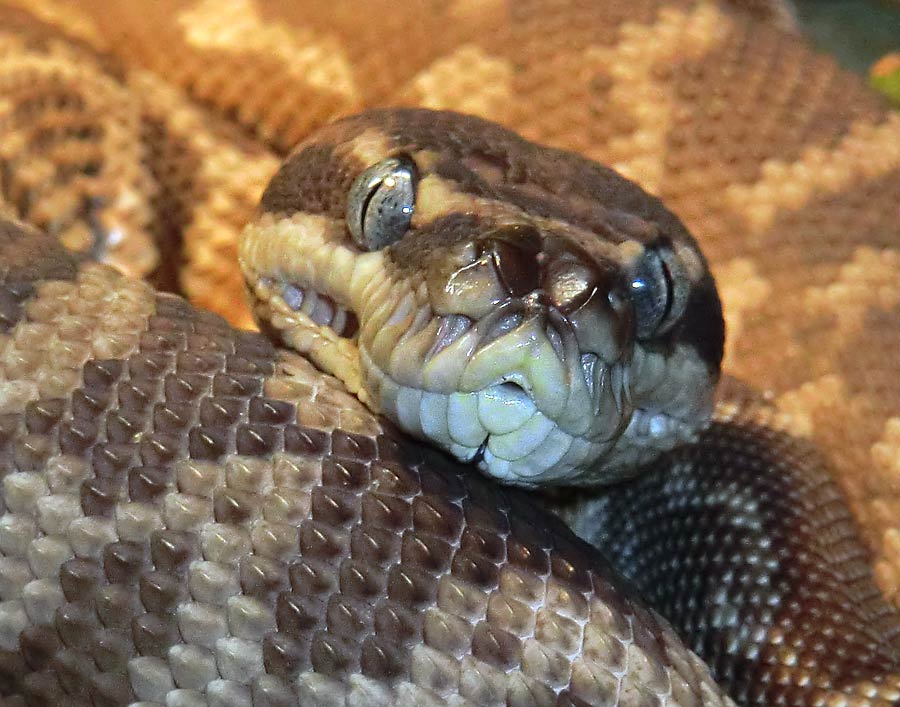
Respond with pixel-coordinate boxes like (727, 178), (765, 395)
(346, 154), (417, 251)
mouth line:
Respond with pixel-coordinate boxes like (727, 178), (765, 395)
(279, 281), (360, 338)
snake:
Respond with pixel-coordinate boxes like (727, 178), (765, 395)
(0, 0), (900, 706)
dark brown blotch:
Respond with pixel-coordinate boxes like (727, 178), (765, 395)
(139, 433), (183, 466)
(326, 595), (373, 639)
(105, 409), (147, 445)
(212, 372), (263, 398)
(451, 550), (501, 590)
(165, 372), (210, 403)
(58, 418), (99, 456)
(249, 396), (294, 425)
(360, 635), (406, 681)
(199, 396), (245, 428)
(90, 670), (136, 707)
(52, 648), (95, 698)
(386, 564), (437, 607)
(13, 433), (52, 471)
(299, 520), (349, 561)
(95, 584), (142, 629)
(91, 627), (134, 672)
(459, 527), (506, 563)
(152, 401), (194, 433)
(71, 389), (110, 421)
(373, 600), (422, 646)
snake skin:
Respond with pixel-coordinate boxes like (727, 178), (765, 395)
(1, 0), (900, 705)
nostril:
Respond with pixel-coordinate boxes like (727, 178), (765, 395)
(485, 225), (542, 297)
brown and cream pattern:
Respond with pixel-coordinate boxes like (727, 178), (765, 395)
(0, 0), (899, 705)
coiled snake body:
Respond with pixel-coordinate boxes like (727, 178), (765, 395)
(0, 1), (899, 706)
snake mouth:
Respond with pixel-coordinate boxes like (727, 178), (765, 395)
(357, 289), (644, 486)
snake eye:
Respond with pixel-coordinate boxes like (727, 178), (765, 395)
(346, 154), (417, 251)
(629, 243), (688, 339)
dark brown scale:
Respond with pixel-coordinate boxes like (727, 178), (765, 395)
(24, 399), (65, 434)
(104, 408), (146, 444)
(139, 570), (185, 613)
(90, 672), (136, 707)
(235, 422), (280, 456)
(276, 592), (326, 635)
(284, 424), (330, 455)
(401, 530), (453, 574)
(330, 429), (378, 461)
(263, 632), (310, 680)
(387, 563), (438, 607)
(12, 434), (52, 472)
(165, 372), (211, 403)
(19, 626), (62, 671)
(321, 458), (370, 491)
(214, 487), (259, 525)
(412, 494), (464, 540)
(240, 555), (289, 598)
(128, 465), (171, 502)
(349, 526), (401, 568)
(149, 529), (198, 574)
(451, 548), (501, 590)
(80, 476), (121, 516)
(484, 225), (543, 297)
(132, 613), (179, 658)
(59, 558), (103, 602)
(339, 557), (388, 599)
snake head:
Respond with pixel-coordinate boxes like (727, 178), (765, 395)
(240, 109), (724, 487)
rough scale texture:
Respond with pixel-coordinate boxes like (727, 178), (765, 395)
(0, 1), (899, 705)
(0, 221), (736, 706)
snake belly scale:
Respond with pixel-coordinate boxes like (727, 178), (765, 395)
(0, 1), (899, 706)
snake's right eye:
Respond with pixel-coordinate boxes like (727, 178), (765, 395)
(346, 154), (417, 251)
(629, 242), (689, 340)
